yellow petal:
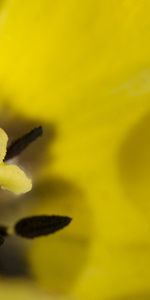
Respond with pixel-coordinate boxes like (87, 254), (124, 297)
(0, 128), (8, 162)
(0, 0), (150, 120)
(0, 163), (32, 194)
(29, 100), (150, 299)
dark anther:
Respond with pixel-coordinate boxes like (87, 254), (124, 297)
(4, 126), (43, 161)
(15, 215), (72, 239)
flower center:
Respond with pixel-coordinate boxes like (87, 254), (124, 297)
(0, 113), (92, 294)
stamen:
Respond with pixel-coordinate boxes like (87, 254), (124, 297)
(4, 126), (43, 161)
(15, 215), (72, 239)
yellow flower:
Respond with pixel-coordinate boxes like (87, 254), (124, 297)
(0, 128), (32, 194)
(0, 0), (149, 300)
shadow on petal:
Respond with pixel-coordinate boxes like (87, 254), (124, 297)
(0, 236), (30, 278)
(118, 111), (150, 212)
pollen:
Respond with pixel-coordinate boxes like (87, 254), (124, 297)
(0, 128), (32, 195)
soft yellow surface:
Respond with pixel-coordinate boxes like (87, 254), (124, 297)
(0, 0), (149, 300)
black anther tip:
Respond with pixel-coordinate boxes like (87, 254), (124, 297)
(5, 126), (43, 161)
(15, 215), (72, 239)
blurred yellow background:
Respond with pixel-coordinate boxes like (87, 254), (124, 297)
(0, 0), (149, 299)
